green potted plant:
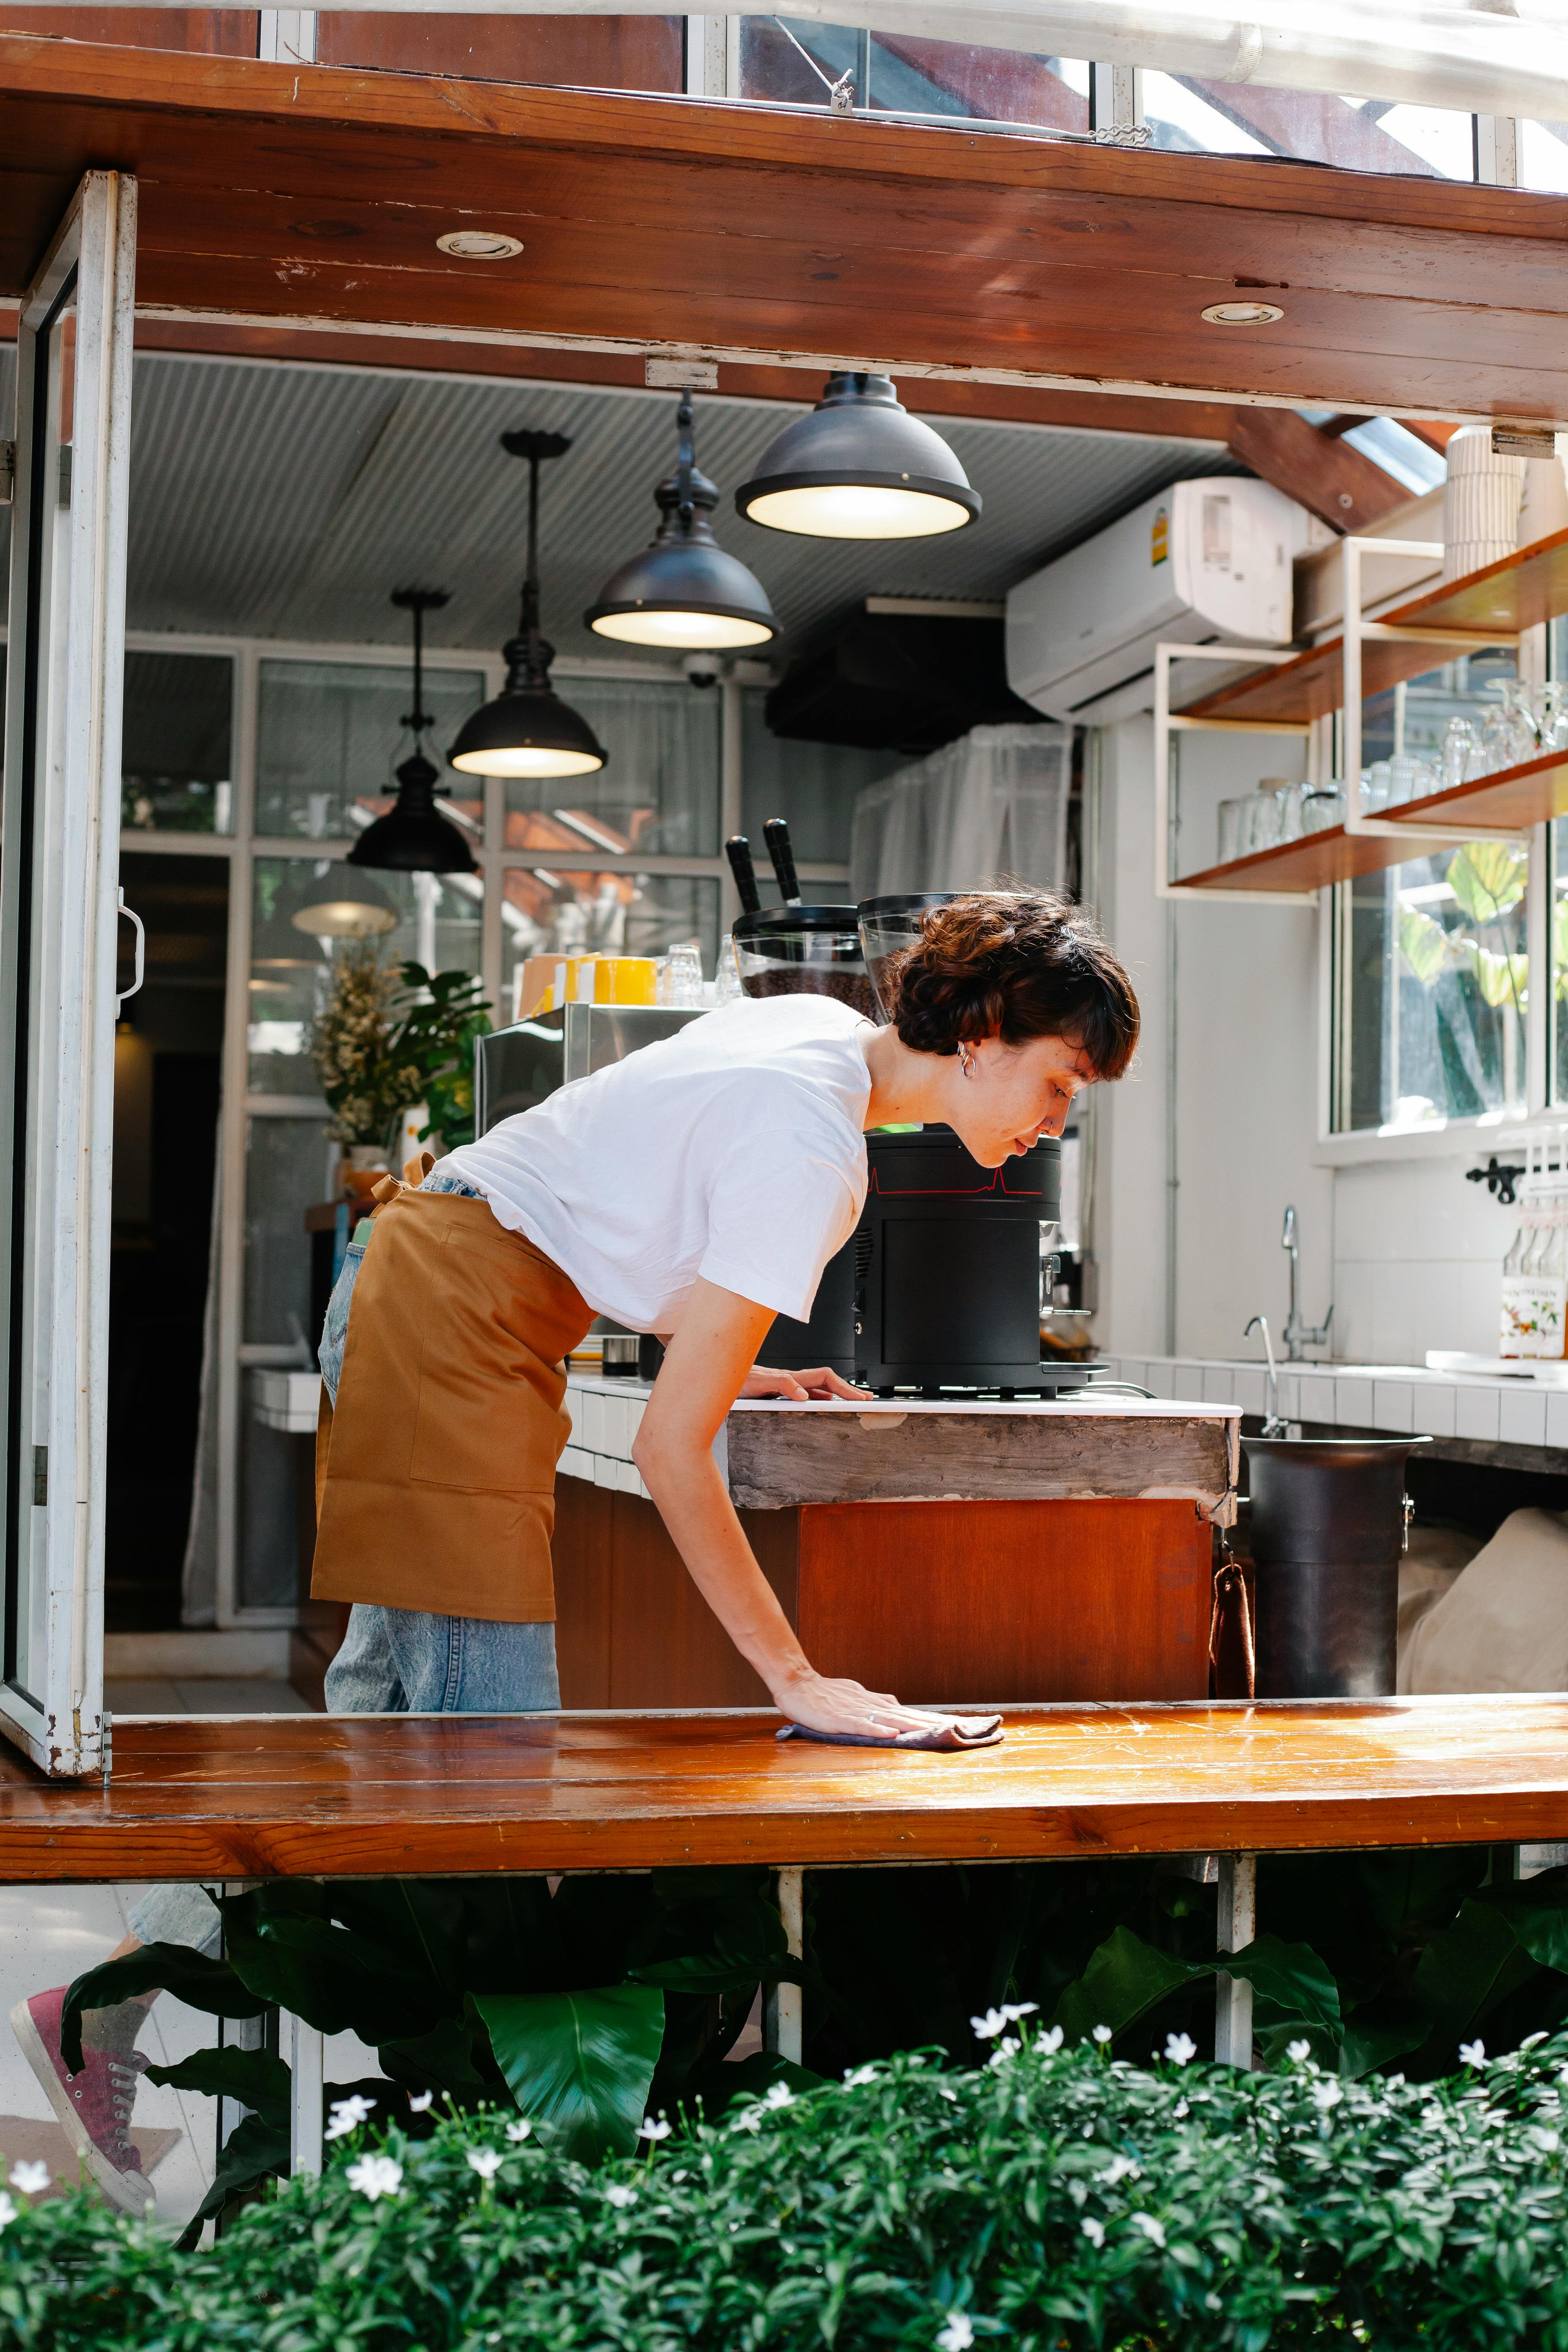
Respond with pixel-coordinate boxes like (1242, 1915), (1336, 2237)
(309, 946), (423, 1190)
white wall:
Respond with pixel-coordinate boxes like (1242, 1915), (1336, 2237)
(1090, 715), (1332, 1364)
(1332, 1154), (1514, 1362)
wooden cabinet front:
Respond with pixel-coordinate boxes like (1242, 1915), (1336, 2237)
(553, 1481), (1212, 1709)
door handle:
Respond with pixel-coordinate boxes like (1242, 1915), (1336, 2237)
(116, 886), (145, 1014)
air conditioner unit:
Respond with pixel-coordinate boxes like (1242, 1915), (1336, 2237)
(1006, 478), (1321, 727)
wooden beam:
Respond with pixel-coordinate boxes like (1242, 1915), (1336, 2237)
(1225, 406), (1410, 532)
(3, 39), (1568, 420)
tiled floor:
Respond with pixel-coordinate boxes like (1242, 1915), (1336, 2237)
(0, 1672), (367, 2238)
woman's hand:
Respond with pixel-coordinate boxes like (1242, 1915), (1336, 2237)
(740, 1364), (871, 1402)
(771, 1663), (945, 1741)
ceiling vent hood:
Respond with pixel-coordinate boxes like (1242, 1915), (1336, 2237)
(765, 596), (1044, 755)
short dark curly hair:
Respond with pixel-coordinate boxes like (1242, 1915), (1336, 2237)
(884, 890), (1140, 1080)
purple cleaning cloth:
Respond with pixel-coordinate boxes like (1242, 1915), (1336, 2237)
(776, 1714), (1004, 1753)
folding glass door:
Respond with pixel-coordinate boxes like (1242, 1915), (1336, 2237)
(0, 173), (137, 1773)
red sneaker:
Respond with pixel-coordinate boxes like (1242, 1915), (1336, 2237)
(11, 1987), (152, 2215)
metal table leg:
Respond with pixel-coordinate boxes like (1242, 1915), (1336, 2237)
(763, 1866), (804, 2063)
(284, 2010), (324, 2175)
(1214, 1853), (1256, 2069)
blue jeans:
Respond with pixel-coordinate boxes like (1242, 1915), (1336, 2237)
(127, 1174), (559, 1958)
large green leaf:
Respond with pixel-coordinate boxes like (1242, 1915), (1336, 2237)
(1053, 1926), (1338, 2053)
(173, 2114), (290, 2254)
(1447, 841), (1526, 923)
(1399, 903), (1449, 986)
(62, 1945), (267, 2071)
(379, 2013), (494, 2097)
(1485, 1867), (1568, 1975)
(475, 1983), (665, 2164)
(144, 2047), (291, 2127)
(1337, 1993), (1434, 2081)
(1413, 1898), (1522, 2053)
(220, 1903), (452, 2043)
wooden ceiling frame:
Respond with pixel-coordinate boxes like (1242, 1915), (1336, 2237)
(3, 35), (1568, 430)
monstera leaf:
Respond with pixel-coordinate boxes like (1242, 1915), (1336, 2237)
(476, 1984), (665, 2163)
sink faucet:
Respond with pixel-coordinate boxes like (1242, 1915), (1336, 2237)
(1280, 1204), (1333, 1363)
(1243, 1314), (1290, 1436)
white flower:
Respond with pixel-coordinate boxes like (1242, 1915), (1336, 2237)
(970, 2007), (1008, 2041)
(1038, 2025), (1064, 2054)
(505, 2120), (532, 2143)
(843, 2065), (879, 2087)
(1099, 2155), (1141, 2187)
(936, 2314), (975, 2352)
(8, 2161), (49, 2197)
(325, 2094), (377, 2142)
(1163, 2033), (1197, 2068)
(1091, 2025), (1113, 2045)
(407, 2092), (434, 2115)
(638, 2116), (673, 2141)
(1529, 2126), (1561, 2153)
(1460, 2040), (1487, 2069)
(1311, 2080), (1343, 2113)
(1287, 2040), (1312, 2065)
(763, 2082), (795, 2110)
(1000, 2002), (1039, 2023)
(1081, 2216), (1106, 2248)
(733, 2104), (764, 2132)
(0, 2195), (15, 2231)
(346, 2153), (403, 2203)
(604, 2183), (638, 2208)
(466, 2148), (504, 2183)
(1130, 2213), (1166, 2248)
(1173, 2101), (1189, 2120)
(987, 2036), (1021, 2068)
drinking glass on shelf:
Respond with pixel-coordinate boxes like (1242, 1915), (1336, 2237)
(1441, 714), (1475, 791)
(1361, 760), (1393, 812)
(1247, 787), (1282, 852)
(1302, 787), (1345, 833)
(1540, 682), (1568, 754)
(1267, 779), (1303, 841)
(1469, 703), (1509, 779)
(1217, 798), (1247, 864)
(1499, 679), (1540, 765)
(1387, 753), (1426, 806)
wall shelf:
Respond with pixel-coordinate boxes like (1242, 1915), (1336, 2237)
(1179, 526), (1568, 729)
(1173, 749), (1568, 895)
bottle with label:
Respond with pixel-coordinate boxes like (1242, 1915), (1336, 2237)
(1529, 1207), (1568, 1362)
(1501, 1215), (1534, 1357)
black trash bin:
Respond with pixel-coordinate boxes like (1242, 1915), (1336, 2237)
(1244, 1435), (1430, 1698)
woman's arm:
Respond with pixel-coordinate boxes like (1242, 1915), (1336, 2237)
(632, 1276), (941, 1739)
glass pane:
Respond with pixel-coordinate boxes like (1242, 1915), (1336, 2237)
(315, 13), (684, 91)
(243, 1115), (331, 1349)
(500, 869), (718, 1020)
(1522, 121), (1568, 192)
(239, 1413), (308, 1612)
(740, 688), (901, 866)
(120, 650), (235, 835)
(1143, 78), (1475, 175)
(250, 856), (484, 1097)
(502, 676), (720, 859)
(738, 16), (1087, 126)
(255, 658), (485, 845)
(1341, 846), (1528, 1131)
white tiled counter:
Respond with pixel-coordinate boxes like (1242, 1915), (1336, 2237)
(1101, 1355), (1568, 1455)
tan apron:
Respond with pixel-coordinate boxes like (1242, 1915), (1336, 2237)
(311, 1167), (592, 1622)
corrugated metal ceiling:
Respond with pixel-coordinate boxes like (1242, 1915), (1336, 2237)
(0, 349), (1238, 660)
(119, 353), (1239, 662)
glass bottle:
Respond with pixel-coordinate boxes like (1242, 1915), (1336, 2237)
(1501, 1215), (1533, 1357)
(1531, 1207), (1568, 1362)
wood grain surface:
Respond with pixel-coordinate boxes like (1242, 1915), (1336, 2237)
(5, 38), (1568, 418)
(5, 1699), (1568, 1880)
(725, 1407), (1237, 1514)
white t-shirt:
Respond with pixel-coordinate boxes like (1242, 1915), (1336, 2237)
(440, 994), (873, 1332)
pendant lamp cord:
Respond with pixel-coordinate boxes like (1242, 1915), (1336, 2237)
(406, 600), (430, 738)
(676, 391), (696, 536)
(520, 451), (552, 689)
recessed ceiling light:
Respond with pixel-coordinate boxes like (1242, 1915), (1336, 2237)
(1202, 300), (1284, 325)
(436, 230), (525, 260)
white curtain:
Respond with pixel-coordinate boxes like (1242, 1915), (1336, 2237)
(849, 722), (1073, 904)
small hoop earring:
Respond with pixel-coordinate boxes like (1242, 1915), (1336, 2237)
(958, 1044), (975, 1078)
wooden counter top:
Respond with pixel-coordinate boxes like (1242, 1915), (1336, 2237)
(10, 1698), (1568, 1882)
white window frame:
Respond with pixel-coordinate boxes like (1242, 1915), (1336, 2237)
(0, 173), (135, 1772)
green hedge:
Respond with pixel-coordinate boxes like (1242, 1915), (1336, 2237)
(11, 2026), (1568, 2349)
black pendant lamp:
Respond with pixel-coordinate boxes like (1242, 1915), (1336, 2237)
(735, 372), (980, 540)
(586, 390), (778, 651)
(449, 430), (608, 780)
(349, 589), (478, 877)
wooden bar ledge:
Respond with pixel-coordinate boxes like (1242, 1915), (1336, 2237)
(3, 1697), (1567, 1882)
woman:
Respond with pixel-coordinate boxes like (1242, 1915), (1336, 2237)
(13, 890), (1139, 2208)
(312, 885), (1139, 1733)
